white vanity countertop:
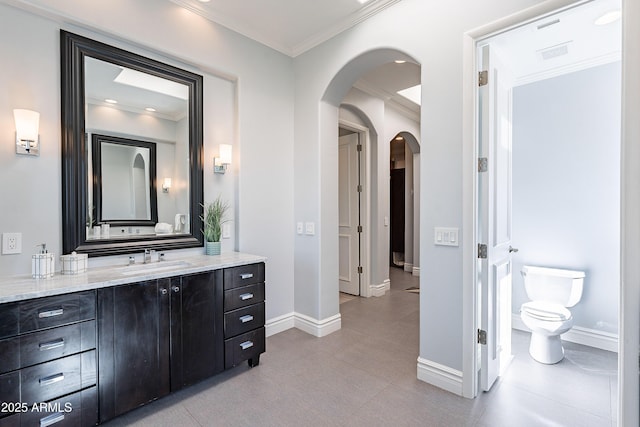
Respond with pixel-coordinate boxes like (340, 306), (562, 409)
(0, 252), (266, 304)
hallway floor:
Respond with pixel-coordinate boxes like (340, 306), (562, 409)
(105, 268), (618, 426)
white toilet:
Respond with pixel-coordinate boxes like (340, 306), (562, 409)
(520, 265), (585, 364)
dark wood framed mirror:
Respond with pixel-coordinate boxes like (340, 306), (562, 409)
(61, 30), (204, 256)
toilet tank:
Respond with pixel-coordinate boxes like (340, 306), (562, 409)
(521, 265), (585, 307)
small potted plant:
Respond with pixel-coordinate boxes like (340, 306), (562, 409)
(201, 196), (229, 255)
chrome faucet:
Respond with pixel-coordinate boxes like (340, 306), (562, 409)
(143, 249), (155, 264)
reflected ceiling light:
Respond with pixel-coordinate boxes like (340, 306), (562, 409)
(105, 99), (118, 104)
(397, 84), (421, 106)
(394, 60), (406, 64)
(145, 107), (157, 112)
(114, 68), (189, 100)
(594, 10), (621, 26)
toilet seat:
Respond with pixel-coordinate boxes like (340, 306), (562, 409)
(521, 301), (571, 322)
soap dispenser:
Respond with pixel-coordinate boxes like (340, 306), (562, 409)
(32, 243), (54, 279)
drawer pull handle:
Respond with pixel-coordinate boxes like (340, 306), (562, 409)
(39, 373), (65, 386)
(239, 293), (254, 301)
(39, 338), (65, 351)
(240, 315), (254, 323)
(240, 340), (254, 350)
(40, 412), (65, 427)
(160, 288), (168, 295)
(38, 308), (64, 318)
(240, 273), (254, 279)
(172, 286), (180, 293)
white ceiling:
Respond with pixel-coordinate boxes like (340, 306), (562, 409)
(84, 0), (622, 122)
(169, 0), (403, 57)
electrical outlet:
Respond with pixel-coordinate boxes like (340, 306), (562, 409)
(2, 232), (22, 254)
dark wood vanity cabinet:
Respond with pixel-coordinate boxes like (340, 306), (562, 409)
(0, 291), (98, 427)
(97, 270), (223, 423)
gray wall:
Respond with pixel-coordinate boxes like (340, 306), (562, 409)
(512, 61), (621, 334)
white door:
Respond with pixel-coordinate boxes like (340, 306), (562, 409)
(339, 132), (361, 295)
(478, 44), (514, 391)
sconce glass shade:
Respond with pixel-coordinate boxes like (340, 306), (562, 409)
(162, 177), (172, 192)
(214, 144), (232, 174)
(14, 109), (40, 156)
(219, 144), (232, 164)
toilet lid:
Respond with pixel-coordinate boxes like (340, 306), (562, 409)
(522, 301), (571, 321)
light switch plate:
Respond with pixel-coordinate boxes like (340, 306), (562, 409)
(222, 223), (231, 239)
(434, 227), (459, 247)
(305, 222), (315, 236)
(2, 232), (22, 254)
(296, 222), (304, 235)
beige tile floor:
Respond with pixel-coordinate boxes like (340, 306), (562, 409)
(104, 267), (618, 426)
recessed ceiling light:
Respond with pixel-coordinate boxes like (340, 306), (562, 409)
(394, 60), (406, 64)
(395, 136), (404, 141)
(197, 0), (210, 3)
(595, 10), (621, 26)
(145, 107), (156, 112)
(105, 99), (118, 104)
(358, 0), (373, 4)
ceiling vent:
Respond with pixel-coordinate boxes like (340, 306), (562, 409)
(538, 41), (571, 60)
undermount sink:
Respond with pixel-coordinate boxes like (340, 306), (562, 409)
(119, 260), (193, 276)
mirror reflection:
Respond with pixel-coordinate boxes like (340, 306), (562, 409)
(84, 57), (191, 241)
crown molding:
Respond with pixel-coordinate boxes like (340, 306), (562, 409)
(169, 0), (403, 57)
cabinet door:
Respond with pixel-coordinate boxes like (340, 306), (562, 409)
(170, 270), (223, 390)
(98, 280), (170, 422)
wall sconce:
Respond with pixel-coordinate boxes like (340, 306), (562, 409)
(214, 144), (232, 174)
(162, 178), (172, 193)
(14, 109), (40, 156)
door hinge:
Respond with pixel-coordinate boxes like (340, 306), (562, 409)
(478, 244), (488, 259)
(357, 144), (362, 152)
(478, 157), (488, 173)
(357, 184), (362, 192)
(478, 70), (488, 87)
(357, 225), (363, 233)
(357, 266), (363, 274)
(478, 329), (487, 345)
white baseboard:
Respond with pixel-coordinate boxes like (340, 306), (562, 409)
(412, 267), (420, 277)
(370, 280), (389, 297)
(417, 357), (463, 396)
(511, 314), (618, 353)
(294, 312), (342, 337)
(404, 263), (414, 273)
(266, 312), (342, 338)
(265, 312), (295, 337)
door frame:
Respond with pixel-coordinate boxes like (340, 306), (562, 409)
(339, 119), (372, 297)
(462, 0), (638, 424)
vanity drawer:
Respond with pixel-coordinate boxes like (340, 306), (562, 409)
(224, 282), (265, 311)
(0, 371), (20, 410)
(223, 263), (265, 290)
(19, 321), (96, 370)
(20, 291), (96, 334)
(20, 386), (97, 427)
(224, 302), (265, 338)
(20, 350), (96, 404)
(0, 301), (19, 340)
(224, 327), (265, 370)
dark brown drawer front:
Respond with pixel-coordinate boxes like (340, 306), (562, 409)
(224, 302), (265, 338)
(20, 386), (97, 427)
(223, 263), (265, 290)
(0, 336), (19, 375)
(0, 413), (19, 426)
(21, 350), (96, 404)
(20, 292), (96, 334)
(0, 371), (20, 410)
(0, 302), (19, 340)
(20, 321), (95, 370)
(224, 327), (265, 369)
(224, 282), (265, 311)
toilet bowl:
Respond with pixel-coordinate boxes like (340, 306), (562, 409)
(520, 266), (584, 364)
